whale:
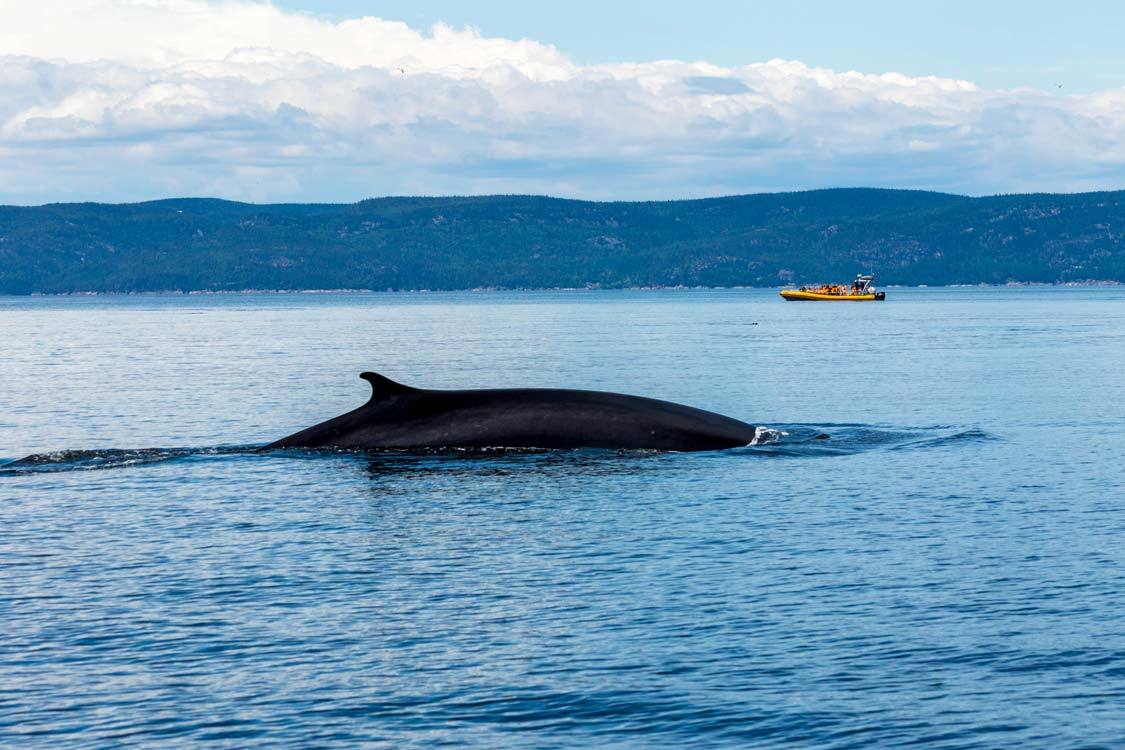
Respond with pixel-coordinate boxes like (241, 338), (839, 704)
(263, 372), (760, 452)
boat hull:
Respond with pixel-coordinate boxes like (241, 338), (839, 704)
(780, 290), (884, 301)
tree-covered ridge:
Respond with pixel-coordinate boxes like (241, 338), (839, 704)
(1, 188), (1123, 294)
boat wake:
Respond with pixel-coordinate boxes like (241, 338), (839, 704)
(1, 426), (994, 475)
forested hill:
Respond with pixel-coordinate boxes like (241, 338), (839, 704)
(1, 188), (1124, 294)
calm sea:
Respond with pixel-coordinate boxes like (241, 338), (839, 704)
(2, 287), (1124, 748)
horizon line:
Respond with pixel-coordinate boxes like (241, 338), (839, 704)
(9, 186), (1125, 210)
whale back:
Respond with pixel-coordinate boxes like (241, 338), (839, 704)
(264, 371), (757, 452)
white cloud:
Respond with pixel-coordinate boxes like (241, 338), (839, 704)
(0, 0), (1123, 202)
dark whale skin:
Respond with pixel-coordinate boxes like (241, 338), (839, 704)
(263, 372), (759, 452)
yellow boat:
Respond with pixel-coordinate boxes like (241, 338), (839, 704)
(780, 274), (885, 301)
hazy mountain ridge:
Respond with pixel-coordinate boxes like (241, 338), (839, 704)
(1, 188), (1123, 294)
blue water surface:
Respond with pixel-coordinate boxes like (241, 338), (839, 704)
(2, 287), (1124, 748)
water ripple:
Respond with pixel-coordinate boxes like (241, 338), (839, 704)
(1, 425), (992, 476)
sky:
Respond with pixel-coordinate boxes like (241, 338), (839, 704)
(1, 0), (1124, 204)
(280, 0), (1125, 93)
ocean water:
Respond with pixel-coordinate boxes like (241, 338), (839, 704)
(2, 287), (1124, 748)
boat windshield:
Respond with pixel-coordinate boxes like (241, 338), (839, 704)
(853, 275), (875, 293)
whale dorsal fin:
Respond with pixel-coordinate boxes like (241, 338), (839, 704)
(360, 371), (418, 401)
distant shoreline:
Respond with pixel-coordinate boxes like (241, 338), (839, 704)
(4, 190), (1123, 295)
(8, 280), (1122, 298)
